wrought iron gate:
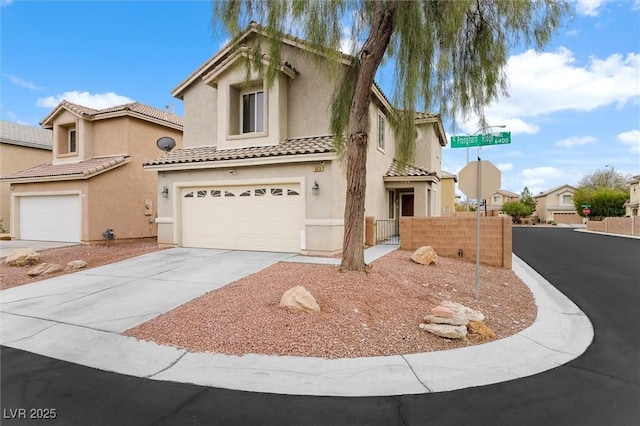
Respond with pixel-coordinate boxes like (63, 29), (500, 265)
(375, 219), (399, 245)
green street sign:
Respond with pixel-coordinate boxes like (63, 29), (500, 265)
(451, 131), (511, 148)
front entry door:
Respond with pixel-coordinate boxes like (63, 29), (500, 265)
(401, 193), (414, 217)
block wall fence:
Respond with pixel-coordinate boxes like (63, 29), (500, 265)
(365, 216), (512, 268)
(586, 216), (639, 236)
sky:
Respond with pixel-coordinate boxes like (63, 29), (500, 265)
(1, 0), (639, 198)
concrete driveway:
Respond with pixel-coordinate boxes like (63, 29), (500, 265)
(0, 240), (79, 259)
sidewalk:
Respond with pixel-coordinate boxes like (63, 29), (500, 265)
(0, 246), (593, 397)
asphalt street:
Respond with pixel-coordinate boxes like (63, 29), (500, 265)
(1, 227), (639, 425)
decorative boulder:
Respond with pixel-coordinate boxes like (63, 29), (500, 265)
(423, 305), (469, 326)
(67, 260), (88, 270)
(279, 286), (320, 313)
(440, 301), (485, 322)
(467, 320), (496, 340)
(411, 246), (438, 265)
(5, 248), (41, 266)
(420, 323), (467, 339)
(27, 262), (64, 277)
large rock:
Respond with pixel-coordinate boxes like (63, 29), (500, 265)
(5, 248), (41, 266)
(440, 301), (485, 322)
(423, 306), (469, 326)
(279, 286), (321, 313)
(411, 246), (438, 265)
(27, 262), (64, 277)
(67, 260), (88, 270)
(420, 323), (467, 339)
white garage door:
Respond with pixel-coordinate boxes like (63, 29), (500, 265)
(181, 183), (304, 252)
(20, 195), (81, 242)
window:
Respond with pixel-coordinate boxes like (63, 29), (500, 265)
(68, 129), (77, 153)
(270, 188), (283, 196)
(378, 114), (385, 150)
(242, 90), (264, 133)
(493, 195), (501, 204)
(388, 190), (395, 219)
(562, 194), (572, 204)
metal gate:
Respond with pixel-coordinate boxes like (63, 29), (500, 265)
(375, 219), (399, 245)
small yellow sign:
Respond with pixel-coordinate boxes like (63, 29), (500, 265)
(313, 166), (325, 172)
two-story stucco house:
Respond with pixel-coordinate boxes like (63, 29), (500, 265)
(624, 175), (640, 216)
(534, 184), (581, 224)
(486, 189), (519, 217)
(0, 121), (53, 234)
(143, 23), (447, 255)
(440, 171), (458, 215)
(1, 101), (183, 243)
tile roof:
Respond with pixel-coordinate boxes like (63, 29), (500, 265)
(42, 101), (183, 128)
(144, 135), (335, 167)
(0, 121), (52, 149)
(385, 159), (436, 178)
(1, 155), (129, 182)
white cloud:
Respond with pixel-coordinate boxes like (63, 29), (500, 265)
(618, 129), (640, 154)
(555, 136), (597, 148)
(497, 163), (514, 171)
(36, 91), (134, 109)
(575, 0), (608, 16)
(519, 166), (567, 194)
(485, 48), (640, 124)
(6, 74), (41, 90)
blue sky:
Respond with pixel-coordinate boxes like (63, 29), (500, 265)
(1, 0), (639, 197)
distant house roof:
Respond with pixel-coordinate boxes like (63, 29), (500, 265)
(143, 136), (335, 169)
(0, 155), (130, 183)
(440, 170), (458, 181)
(0, 121), (52, 150)
(40, 101), (183, 130)
(534, 184), (577, 198)
(494, 189), (519, 198)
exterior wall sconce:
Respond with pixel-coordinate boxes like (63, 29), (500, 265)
(161, 186), (169, 198)
(312, 181), (319, 196)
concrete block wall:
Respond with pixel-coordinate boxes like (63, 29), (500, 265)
(400, 216), (512, 268)
(587, 217), (638, 236)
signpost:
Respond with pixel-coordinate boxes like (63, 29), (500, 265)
(451, 131), (511, 300)
(451, 132), (511, 148)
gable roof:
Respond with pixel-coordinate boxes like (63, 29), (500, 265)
(143, 136), (335, 169)
(40, 101), (183, 130)
(494, 189), (520, 198)
(1, 155), (130, 183)
(534, 184), (577, 198)
(0, 121), (52, 150)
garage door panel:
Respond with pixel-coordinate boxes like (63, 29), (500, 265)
(181, 184), (303, 252)
(20, 195), (81, 242)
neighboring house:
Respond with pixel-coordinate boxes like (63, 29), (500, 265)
(624, 175), (640, 216)
(440, 171), (457, 215)
(486, 189), (519, 216)
(0, 121), (53, 234)
(534, 184), (581, 224)
(1, 101), (183, 243)
(143, 23), (447, 255)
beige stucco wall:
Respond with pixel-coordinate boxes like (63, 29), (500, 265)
(626, 180), (639, 216)
(0, 143), (52, 233)
(9, 117), (183, 242)
(440, 177), (456, 215)
(535, 187), (576, 222)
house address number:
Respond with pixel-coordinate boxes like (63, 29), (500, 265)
(313, 166), (324, 172)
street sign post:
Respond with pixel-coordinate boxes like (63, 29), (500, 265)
(451, 131), (511, 300)
(450, 132), (511, 148)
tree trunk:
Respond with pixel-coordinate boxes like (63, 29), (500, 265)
(339, 1), (397, 272)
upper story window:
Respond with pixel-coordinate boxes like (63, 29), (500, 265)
(562, 194), (572, 204)
(378, 113), (385, 151)
(242, 90), (264, 133)
(57, 124), (78, 156)
(492, 195), (502, 204)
